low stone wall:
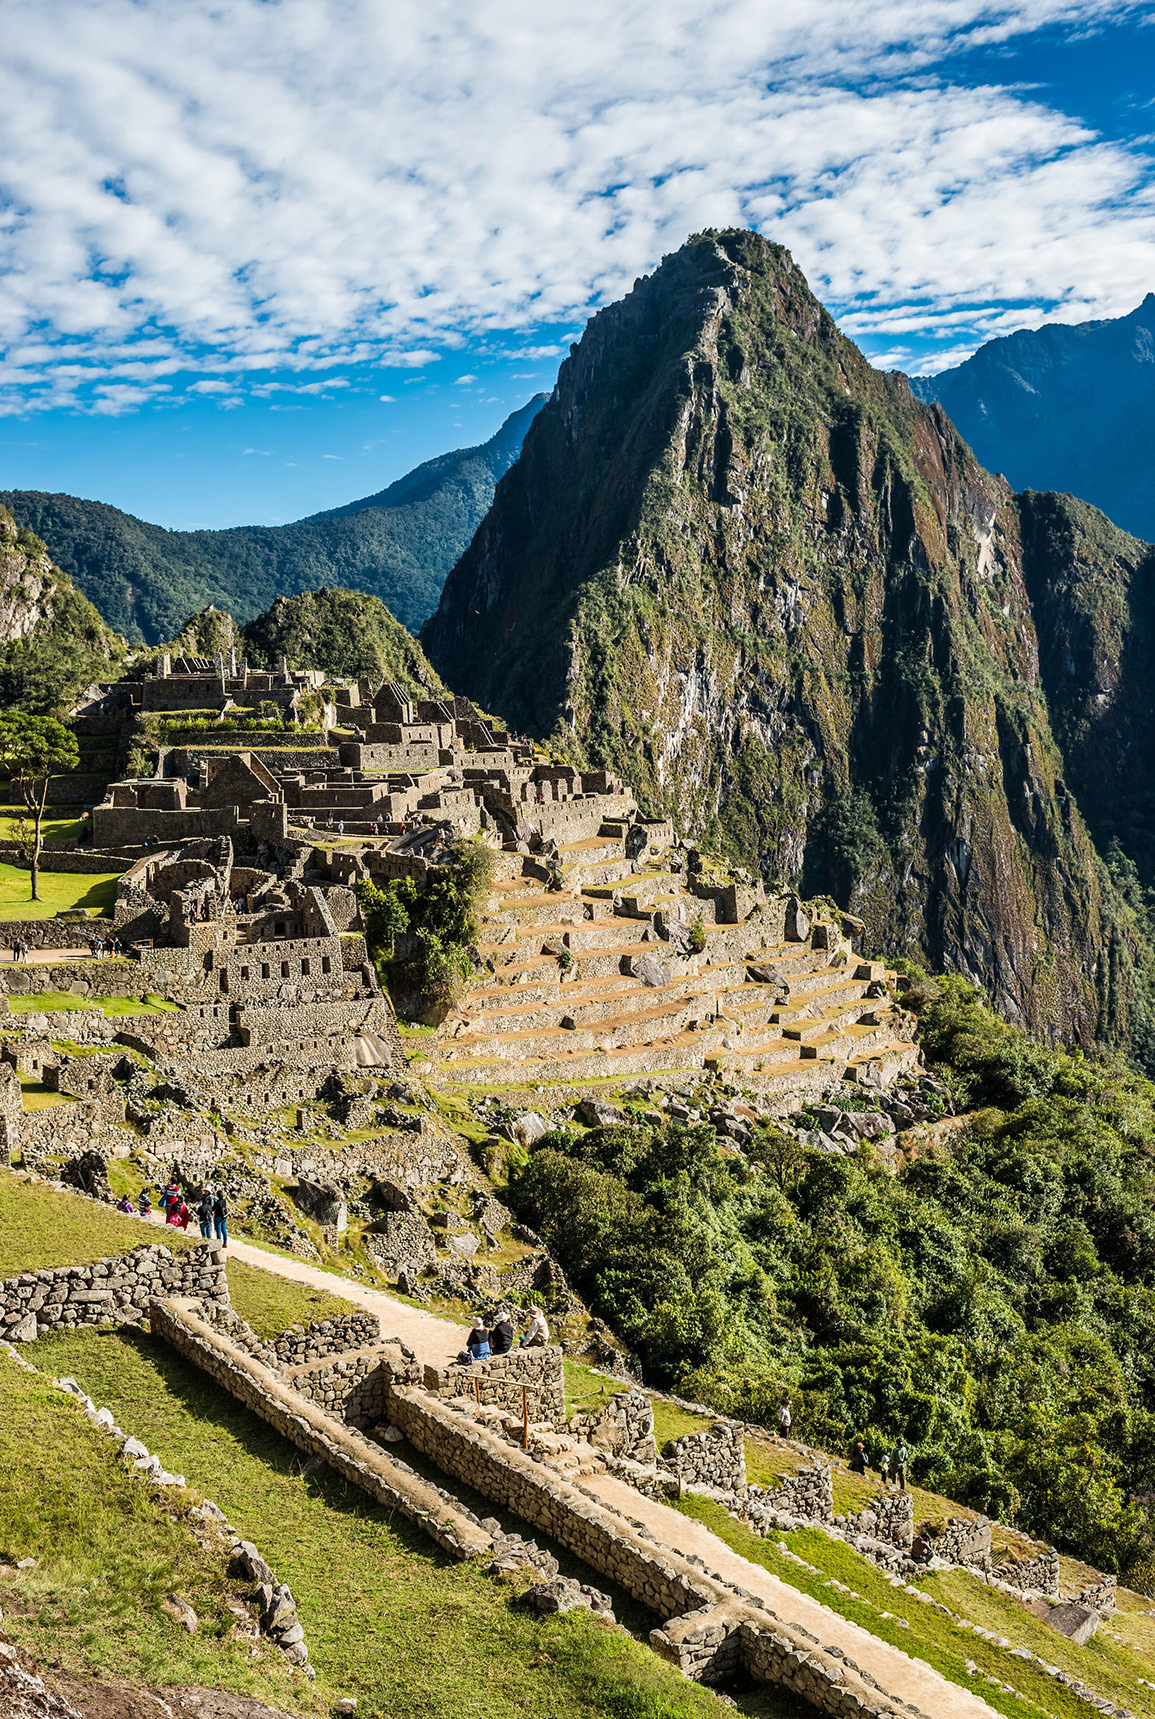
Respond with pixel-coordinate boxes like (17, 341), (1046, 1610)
(287, 1349), (400, 1424)
(992, 1547), (1060, 1597)
(1074, 1575), (1117, 1615)
(747, 1460), (834, 1525)
(423, 1345), (566, 1429)
(0, 1241), (227, 1342)
(0, 962), (152, 1001)
(391, 1386), (905, 1718)
(571, 1387), (657, 1463)
(256, 1311), (382, 1368)
(0, 917), (116, 949)
(842, 1489), (914, 1551)
(915, 1515), (991, 1568)
(661, 1420), (746, 1492)
(150, 1297), (489, 1561)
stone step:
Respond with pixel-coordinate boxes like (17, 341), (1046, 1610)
(442, 993), (702, 1060)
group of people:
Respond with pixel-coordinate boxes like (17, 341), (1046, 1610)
(113, 1180), (228, 1247)
(850, 1437), (910, 1490)
(457, 1303), (549, 1363)
(776, 1398), (911, 1490)
(8, 938), (30, 963)
(86, 932), (125, 958)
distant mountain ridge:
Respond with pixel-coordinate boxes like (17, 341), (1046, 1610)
(911, 295), (1155, 541)
(0, 395), (545, 645)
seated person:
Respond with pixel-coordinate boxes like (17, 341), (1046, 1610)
(138, 1190), (153, 1216)
(489, 1305), (514, 1355)
(115, 1195), (135, 1214)
(521, 1305), (549, 1348)
(460, 1317), (490, 1363)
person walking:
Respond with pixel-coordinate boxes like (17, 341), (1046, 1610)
(849, 1439), (869, 1475)
(776, 1397), (792, 1440)
(878, 1450), (891, 1488)
(197, 1187), (214, 1240)
(892, 1438), (910, 1491)
(212, 1188), (228, 1248)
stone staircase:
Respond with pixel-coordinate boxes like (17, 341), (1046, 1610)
(433, 830), (921, 1102)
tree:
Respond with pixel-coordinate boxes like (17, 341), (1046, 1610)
(0, 714), (79, 900)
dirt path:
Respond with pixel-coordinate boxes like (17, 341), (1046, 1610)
(206, 1235), (999, 1718)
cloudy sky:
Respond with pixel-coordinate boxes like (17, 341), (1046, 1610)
(1, 0), (1153, 525)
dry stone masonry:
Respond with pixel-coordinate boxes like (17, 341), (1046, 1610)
(0, 1240), (227, 1342)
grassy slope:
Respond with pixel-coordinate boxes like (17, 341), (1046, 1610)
(677, 1495), (1155, 1719)
(225, 1258), (357, 1337)
(8, 991), (179, 1015)
(0, 1356), (315, 1711)
(22, 1325), (807, 1719)
(0, 1170), (194, 1273)
(0, 863), (121, 919)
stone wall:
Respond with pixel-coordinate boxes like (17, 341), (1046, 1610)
(423, 1345), (566, 1429)
(992, 1547), (1060, 1597)
(0, 918), (116, 949)
(571, 1388), (657, 1463)
(842, 1489), (914, 1551)
(286, 1349), (401, 1424)
(150, 1297), (488, 1561)
(1073, 1575), (1117, 1615)
(661, 1420), (746, 1492)
(916, 1515), (992, 1568)
(0, 1241), (227, 1342)
(256, 1311), (383, 1368)
(746, 1461), (834, 1526)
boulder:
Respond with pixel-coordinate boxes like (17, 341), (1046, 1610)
(162, 1593), (198, 1634)
(626, 953), (671, 988)
(747, 962), (788, 990)
(784, 896), (810, 942)
(291, 1177), (347, 1233)
(1044, 1602), (1098, 1645)
(576, 1098), (628, 1128)
(446, 1231), (480, 1257)
(507, 1112), (549, 1148)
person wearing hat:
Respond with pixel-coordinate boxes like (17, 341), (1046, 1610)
(490, 1306), (514, 1355)
(521, 1305), (549, 1348)
(465, 1317), (491, 1361)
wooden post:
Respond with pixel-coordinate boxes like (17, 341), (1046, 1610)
(522, 1383), (530, 1450)
(473, 1375), (481, 1408)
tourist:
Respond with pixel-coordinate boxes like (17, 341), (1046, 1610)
(465, 1317), (490, 1360)
(197, 1188), (214, 1240)
(337, 819), (345, 837)
(878, 1450), (891, 1488)
(521, 1304), (549, 1348)
(777, 1397), (792, 1440)
(892, 1438), (910, 1491)
(166, 1196), (187, 1229)
(212, 1188), (228, 1248)
(489, 1305), (514, 1355)
(115, 1195), (135, 1214)
(849, 1439), (869, 1476)
(138, 1189), (152, 1217)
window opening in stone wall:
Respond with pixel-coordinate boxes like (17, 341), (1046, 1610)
(281, 960), (290, 978)
(321, 956), (331, 974)
(301, 958), (310, 976)
(261, 962), (270, 979)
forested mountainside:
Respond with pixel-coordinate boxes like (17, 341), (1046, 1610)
(424, 228), (1155, 1060)
(0, 505), (126, 713)
(240, 587), (445, 696)
(0, 395), (545, 645)
(912, 294), (1155, 543)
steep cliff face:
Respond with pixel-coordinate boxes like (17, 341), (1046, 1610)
(425, 230), (1146, 1049)
(0, 505), (126, 713)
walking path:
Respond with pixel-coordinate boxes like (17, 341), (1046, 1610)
(200, 1232), (999, 1719)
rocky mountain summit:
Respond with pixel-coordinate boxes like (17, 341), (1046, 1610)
(425, 229), (1155, 1057)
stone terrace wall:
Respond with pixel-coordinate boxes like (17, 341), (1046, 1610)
(0, 1241), (226, 1342)
(0, 918), (116, 949)
(390, 1386), (908, 1719)
(423, 1345), (566, 1428)
(287, 1349), (402, 1424)
(661, 1420), (746, 1492)
(747, 1461), (834, 1525)
(150, 1297), (488, 1560)
(992, 1547), (1060, 1597)
(257, 1311), (382, 1368)
(571, 1388), (657, 1463)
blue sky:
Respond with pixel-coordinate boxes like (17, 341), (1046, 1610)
(1, 0), (1153, 529)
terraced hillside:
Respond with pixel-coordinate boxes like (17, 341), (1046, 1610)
(434, 825), (918, 1100)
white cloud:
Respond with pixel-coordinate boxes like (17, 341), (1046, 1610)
(378, 393), (396, 401)
(454, 374), (478, 384)
(0, 0), (1152, 411)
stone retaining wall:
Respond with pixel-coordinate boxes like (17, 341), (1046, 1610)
(571, 1387), (657, 1463)
(661, 1420), (746, 1492)
(992, 1547), (1060, 1597)
(747, 1460), (834, 1524)
(0, 918), (116, 949)
(287, 1349), (399, 1423)
(0, 1241), (226, 1342)
(149, 1297), (489, 1560)
(256, 1311), (382, 1368)
(390, 1385), (907, 1718)
(423, 1345), (566, 1429)
(842, 1489), (914, 1551)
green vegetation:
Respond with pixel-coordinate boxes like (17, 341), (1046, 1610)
(0, 713), (80, 898)
(0, 860), (121, 918)
(0, 400), (543, 644)
(243, 587), (445, 698)
(0, 1169), (190, 1274)
(225, 1258), (357, 1337)
(0, 805), (88, 846)
(358, 837), (496, 1006)
(21, 1324), (782, 1719)
(0, 505), (128, 714)
(0, 1357), (315, 1712)
(509, 977), (1155, 1585)
(7, 991), (178, 1016)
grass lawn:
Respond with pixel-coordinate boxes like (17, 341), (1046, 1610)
(225, 1258), (356, 1337)
(0, 862), (122, 920)
(675, 1494), (1155, 1719)
(0, 807), (89, 846)
(0, 1169), (193, 1276)
(8, 991), (179, 1017)
(21, 1325), (803, 1719)
(0, 1356), (316, 1713)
